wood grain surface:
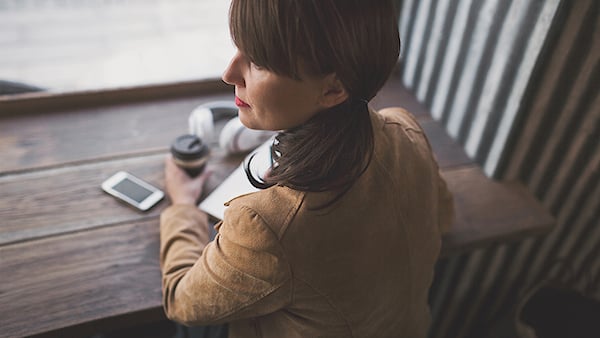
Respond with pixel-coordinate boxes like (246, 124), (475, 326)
(0, 92), (233, 174)
(0, 219), (162, 337)
(441, 167), (555, 257)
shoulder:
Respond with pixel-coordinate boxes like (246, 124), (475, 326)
(224, 186), (305, 239)
(374, 107), (424, 132)
(372, 107), (430, 147)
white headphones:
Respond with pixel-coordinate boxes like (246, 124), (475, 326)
(188, 101), (276, 154)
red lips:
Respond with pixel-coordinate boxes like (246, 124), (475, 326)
(235, 96), (250, 108)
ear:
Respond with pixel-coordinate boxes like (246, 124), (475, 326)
(319, 73), (349, 108)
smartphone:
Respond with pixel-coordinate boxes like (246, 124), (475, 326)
(102, 171), (164, 211)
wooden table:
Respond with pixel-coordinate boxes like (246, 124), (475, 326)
(0, 76), (554, 338)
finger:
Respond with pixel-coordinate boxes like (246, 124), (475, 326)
(196, 169), (213, 185)
(164, 154), (179, 173)
(165, 153), (174, 165)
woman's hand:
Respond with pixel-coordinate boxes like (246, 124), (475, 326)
(164, 155), (211, 206)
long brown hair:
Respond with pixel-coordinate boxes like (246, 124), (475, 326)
(230, 0), (400, 203)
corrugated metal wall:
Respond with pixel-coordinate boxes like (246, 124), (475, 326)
(398, 0), (599, 337)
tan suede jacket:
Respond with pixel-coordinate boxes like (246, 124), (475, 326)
(160, 108), (454, 338)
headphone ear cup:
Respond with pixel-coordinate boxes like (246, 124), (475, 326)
(188, 101), (239, 143)
(220, 117), (277, 154)
(189, 101), (274, 154)
(188, 106), (215, 142)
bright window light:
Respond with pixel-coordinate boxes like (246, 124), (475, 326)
(0, 0), (235, 94)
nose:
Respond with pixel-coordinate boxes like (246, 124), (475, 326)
(222, 50), (245, 87)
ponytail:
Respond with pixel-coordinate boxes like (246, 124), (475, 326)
(245, 98), (374, 208)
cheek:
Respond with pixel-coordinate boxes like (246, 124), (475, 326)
(245, 76), (322, 130)
(248, 85), (292, 127)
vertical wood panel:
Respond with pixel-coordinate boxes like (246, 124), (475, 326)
(429, 0), (474, 121)
(444, 0), (501, 139)
(483, 0), (562, 175)
(503, 0), (594, 181)
(398, 0), (598, 337)
(416, 0), (452, 103)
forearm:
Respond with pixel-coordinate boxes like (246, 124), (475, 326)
(160, 204), (210, 290)
(158, 202), (291, 326)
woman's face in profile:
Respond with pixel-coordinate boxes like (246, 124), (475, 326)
(222, 50), (329, 131)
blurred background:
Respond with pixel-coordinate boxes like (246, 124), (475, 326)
(0, 0), (234, 94)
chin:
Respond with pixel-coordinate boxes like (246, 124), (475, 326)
(238, 112), (262, 130)
(239, 110), (284, 131)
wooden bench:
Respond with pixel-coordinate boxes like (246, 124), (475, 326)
(0, 75), (554, 338)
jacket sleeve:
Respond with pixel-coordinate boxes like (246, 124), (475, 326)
(159, 203), (291, 326)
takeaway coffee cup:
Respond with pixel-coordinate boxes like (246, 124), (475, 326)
(170, 134), (210, 177)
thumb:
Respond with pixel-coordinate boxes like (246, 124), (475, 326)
(196, 168), (213, 185)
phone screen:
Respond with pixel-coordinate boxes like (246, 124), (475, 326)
(112, 177), (154, 203)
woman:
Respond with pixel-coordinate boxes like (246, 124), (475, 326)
(160, 1), (453, 337)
